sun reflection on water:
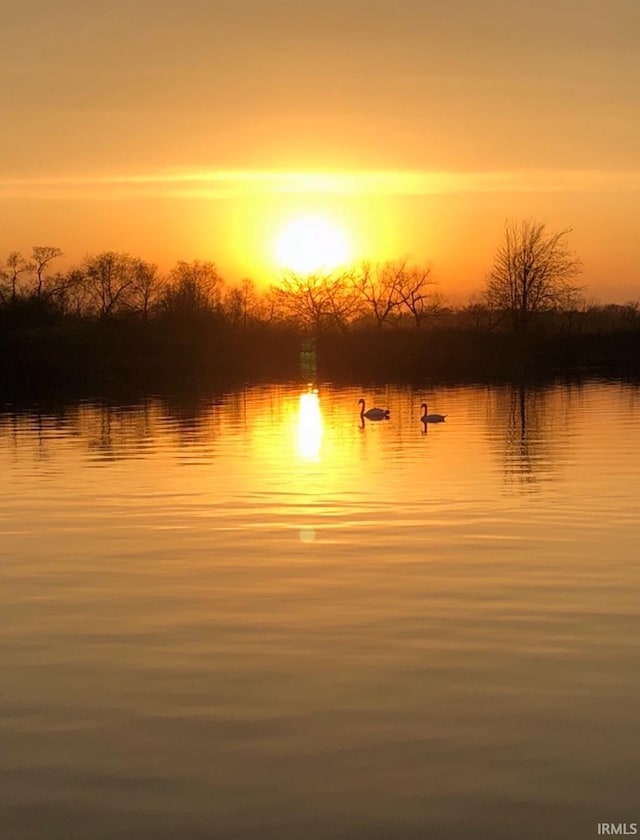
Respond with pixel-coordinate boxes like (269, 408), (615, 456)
(297, 389), (323, 462)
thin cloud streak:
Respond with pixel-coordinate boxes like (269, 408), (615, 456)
(1, 169), (640, 200)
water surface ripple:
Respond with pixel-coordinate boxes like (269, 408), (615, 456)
(1, 381), (639, 839)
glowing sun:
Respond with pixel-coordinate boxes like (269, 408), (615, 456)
(275, 215), (350, 274)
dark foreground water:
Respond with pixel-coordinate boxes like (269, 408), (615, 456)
(1, 381), (639, 839)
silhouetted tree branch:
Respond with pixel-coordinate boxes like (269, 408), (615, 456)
(82, 252), (137, 317)
(162, 260), (223, 319)
(354, 260), (404, 328)
(271, 270), (359, 333)
(130, 259), (163, 319)
(484, 219), (583, 333)
(31, 245), (63, 299)
(2, 251), (32, 302)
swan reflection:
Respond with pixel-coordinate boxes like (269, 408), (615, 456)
(297, 389), (323, 461)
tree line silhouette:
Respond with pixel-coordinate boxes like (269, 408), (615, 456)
(0, 248), (445, 330)
(1, 220), (639, 393)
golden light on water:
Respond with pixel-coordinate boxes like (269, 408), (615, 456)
(298, 526), (316, 543)
(297, 389), (323, 461)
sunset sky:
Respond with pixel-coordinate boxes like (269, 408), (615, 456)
(1, 0), (639, 301)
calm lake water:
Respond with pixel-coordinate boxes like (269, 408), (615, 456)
(1, 380), (639, 840)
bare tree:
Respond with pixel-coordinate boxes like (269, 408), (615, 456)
(395, 261), (442, 327)
(224, 278), (259, 327)
(3, 251), (32, 301)
(163, 260), (223, 316)
(258, 285), (279, 325)
(129, 259), (164, 319)
(61, 268), (92, 316)
(82, 252), (136, 317)
(272, 269), (360, 332)
(322, 270), (362, 332)
(271, 271), (327, 330)
(353, 259), (441, 328)
(38, 271), (76, 311)
(354, 260), (404, 328)
(484, 219), (583, 333)
(31, 245), (63, 299)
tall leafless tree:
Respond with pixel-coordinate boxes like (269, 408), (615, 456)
(272, 270), (360, 332)
(82, 252), (136, 317)
(484, 219), (583, 333)
(224, 278), (259, 327)
(2, 251), (32, 302)
(61, 268), (91, 316)
(31, 245), (63, 298)
(354, 259), (440, 328)
(395, 261), (441, 327)
(354, 260), (404, 328)
(129, 259), (164, 319)
(163, 260), (223, 316)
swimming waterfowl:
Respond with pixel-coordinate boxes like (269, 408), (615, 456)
(421, 403), (446, 423)
(359, 398), (390, 421)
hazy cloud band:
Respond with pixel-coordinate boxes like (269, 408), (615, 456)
(1, 169), (640, 200)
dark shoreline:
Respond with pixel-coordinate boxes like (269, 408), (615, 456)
(1, 322), (639, 407)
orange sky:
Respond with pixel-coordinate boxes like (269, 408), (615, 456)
(1, 0), (639, 301)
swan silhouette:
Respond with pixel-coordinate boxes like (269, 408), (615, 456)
(421, 403), (446, 423)
(359, 398), (390, 421)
